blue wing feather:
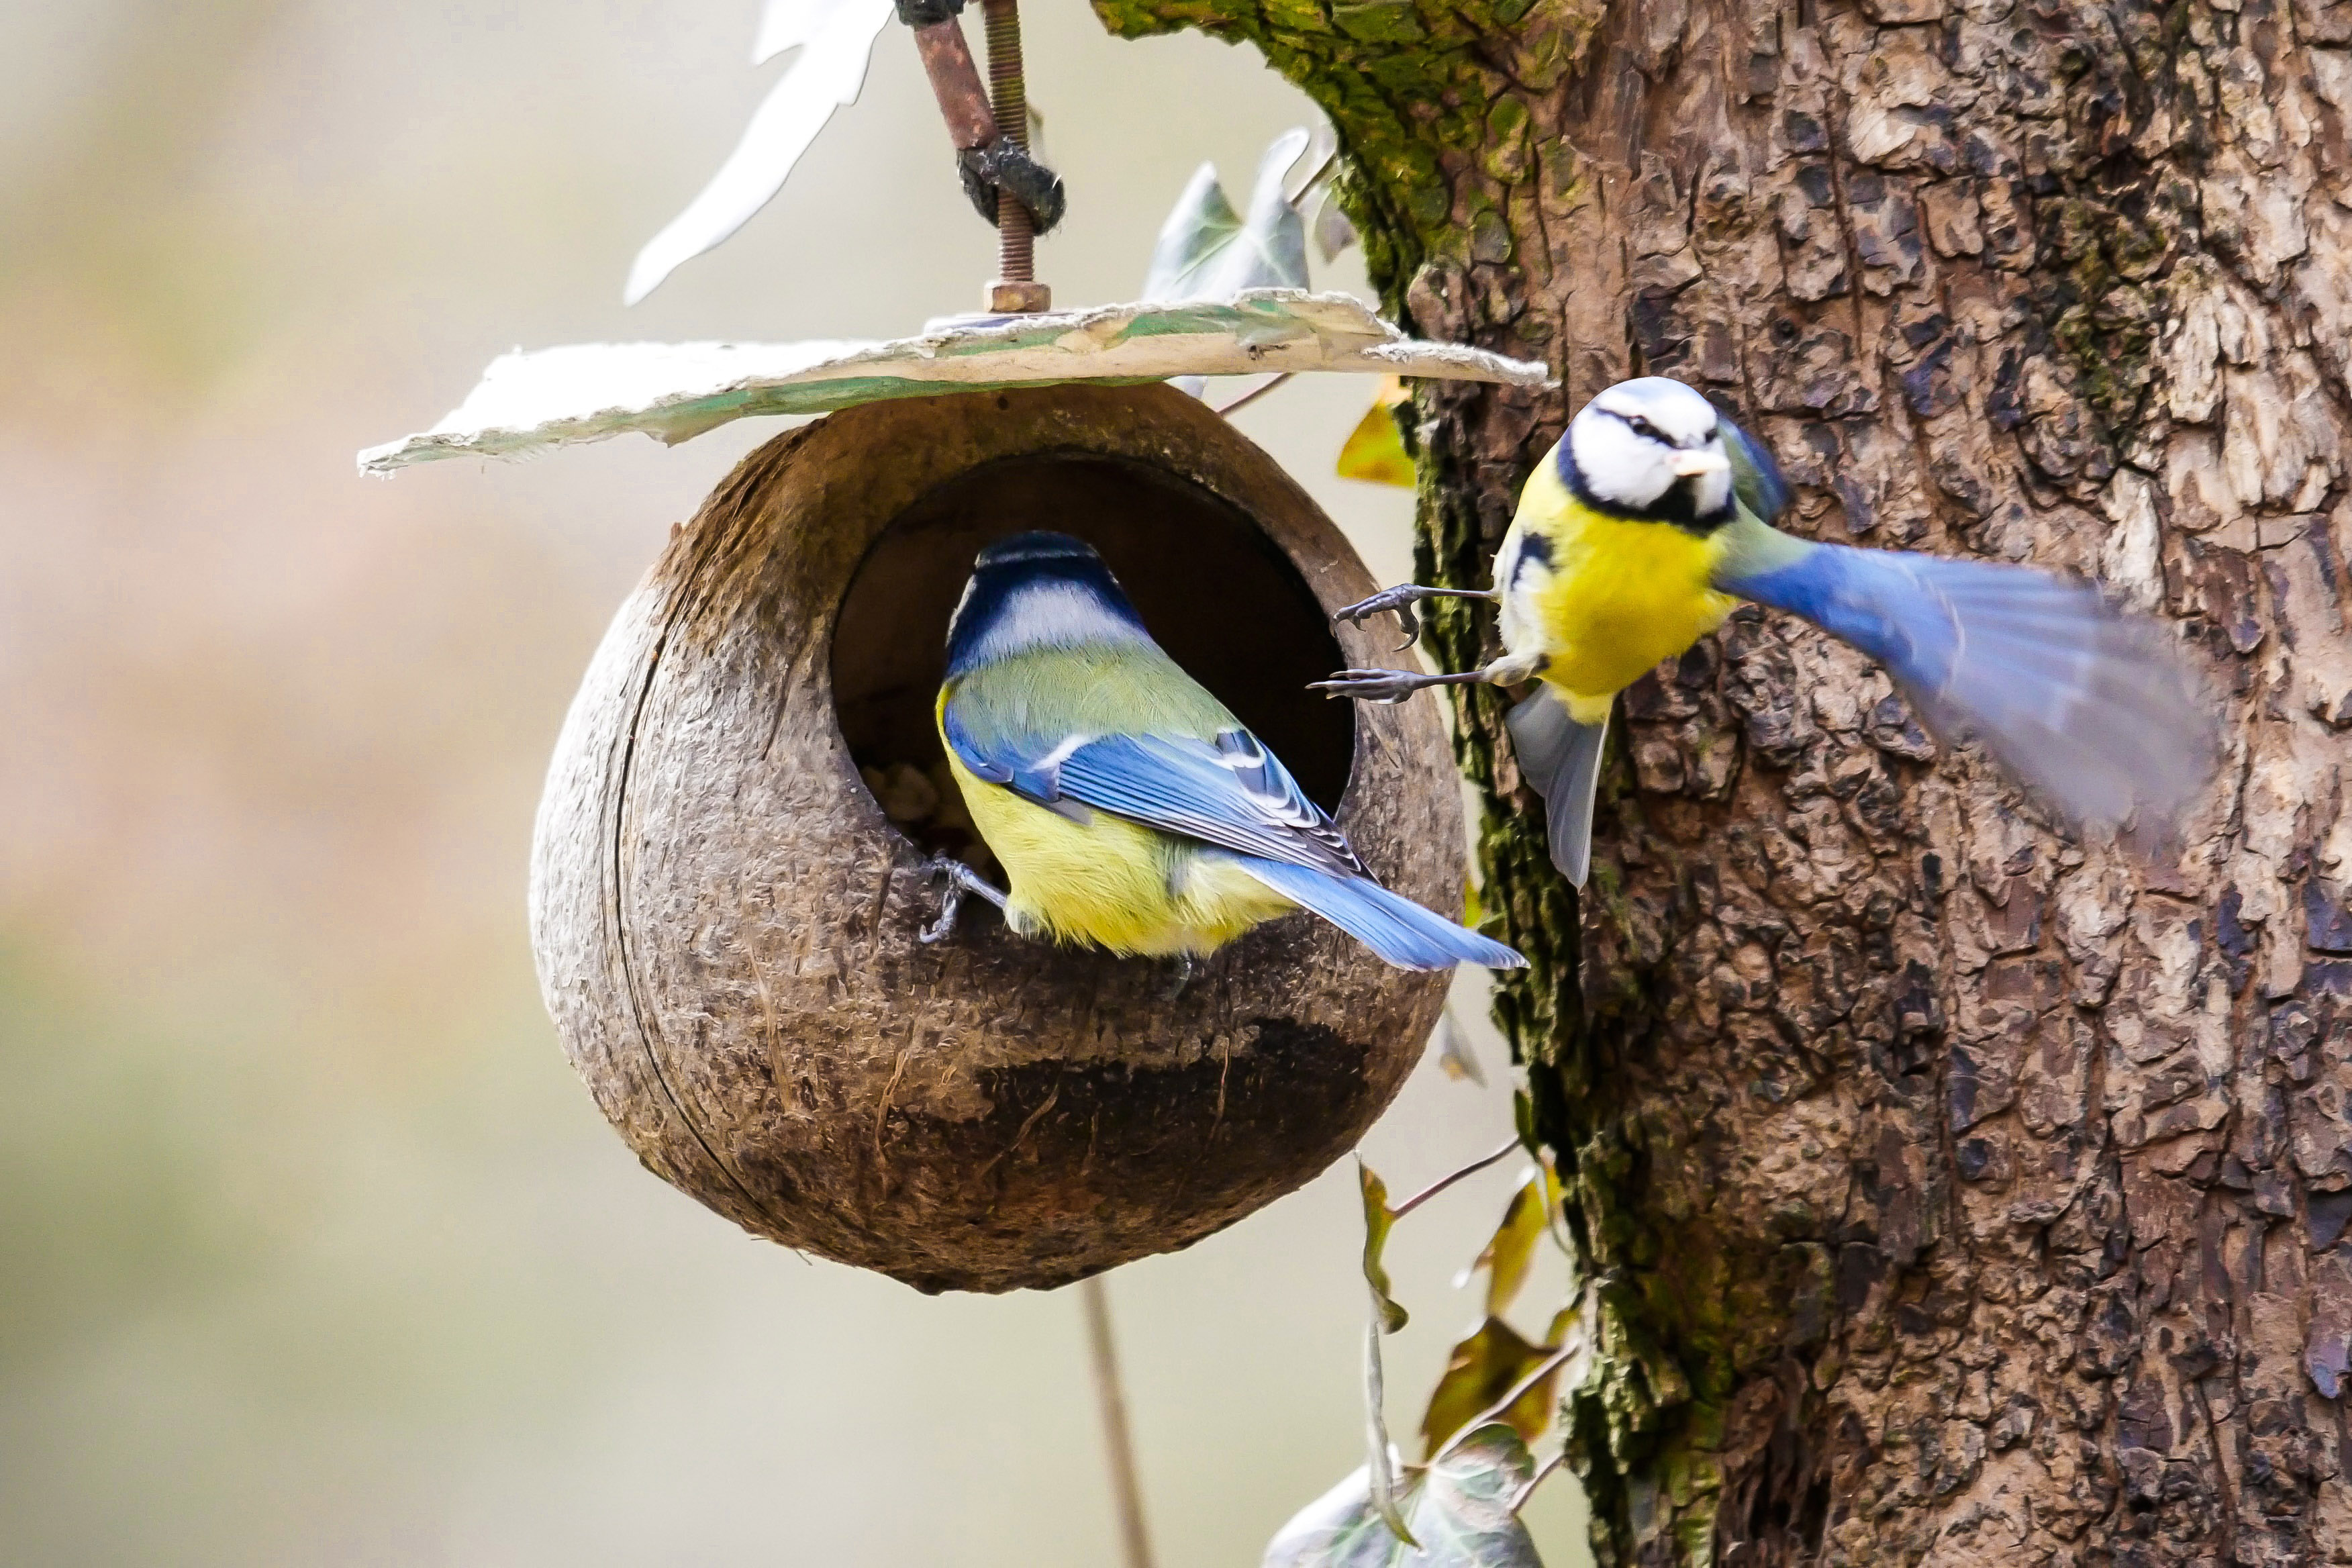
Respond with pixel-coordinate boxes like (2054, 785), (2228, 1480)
(1057, 731), (1367, 878)
(940, 703), (1014, 785)
(941, 703), (1365, 879)
(1721, 541), (2214, 829)
(1721, 418), (1792, 525)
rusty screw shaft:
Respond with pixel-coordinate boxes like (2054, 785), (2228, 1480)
(981, 0), (1044, 309)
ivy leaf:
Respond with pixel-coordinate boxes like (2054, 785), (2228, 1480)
(1457, 1163), (1561, 1316)
(1336, 377), (1414, 487)
(1314, 187), (1360, 263)
(752, 0), (852, 62)
(1143, 127), (1312, 302)
(1284, 122), (1358, 266)
(1501, 1095), (1577, 1261)
(1359, 1157), (1408, 1334)
(1410, 1426), (1544, 1567)
(1264, 1456), (1414, 1568)
(1287, 120), (1340, 205)
(1363, 1304), (1418, 1548)
(1511, 1089), (1540, 1160)
(1432, 1009), (1487, 1087)
(1418, 1314), (1574, 1455)
(1357, 1155), (1415, 1545)
(1263, 1424), (1542, 1568)
(625, 0), (894, 305)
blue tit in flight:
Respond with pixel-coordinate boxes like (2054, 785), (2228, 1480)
(1314, 376), (2214, 887)
(920, 532), (1524, 974)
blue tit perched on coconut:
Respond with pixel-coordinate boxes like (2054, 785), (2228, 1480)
(920, 532), (1524, 973)
(1314, 376), (2215, 885)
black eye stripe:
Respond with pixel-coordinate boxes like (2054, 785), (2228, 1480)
(1604, 407), (1667, 443)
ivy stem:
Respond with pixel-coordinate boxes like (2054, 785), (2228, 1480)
(1081, 1274), (1157, 1568)
(1510, 1449), (1567, 1514)
(1391, 1137), (1520, 1219)
(1434, 1340), (1578, 1463)
(1210, 373), (1293, 418)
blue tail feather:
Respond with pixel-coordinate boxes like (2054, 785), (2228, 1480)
(1504, 687), (1609, 887)
(1232, 858), (1526, 973)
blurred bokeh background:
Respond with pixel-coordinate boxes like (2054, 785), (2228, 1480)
(0, 4), (1588, 1563)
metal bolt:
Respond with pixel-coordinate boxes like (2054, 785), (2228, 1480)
(982, 0), (1048, 313)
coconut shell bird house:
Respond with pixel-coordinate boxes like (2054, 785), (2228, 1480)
(361, 0), (1549, 1293)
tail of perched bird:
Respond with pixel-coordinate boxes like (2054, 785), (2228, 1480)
(1720, 539), (2214, 831)
(1231, 857), (1522, 971)
(934, 531), (1524, 972)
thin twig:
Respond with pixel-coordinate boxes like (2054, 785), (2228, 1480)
(1434, 1340), (1579, 1463)
(1283, 147), (1341, 207)
(1510, 1449), (1567, 1513)
(1210, 373), (1293, 418)
(1082, 1275), (1157, 1568)
(1392, 1137), (1520, 1219)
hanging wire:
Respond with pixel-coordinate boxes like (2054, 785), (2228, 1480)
(1082, 1275), (1157, 1568)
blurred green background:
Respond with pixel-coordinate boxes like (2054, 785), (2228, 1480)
(0, 4), (1588, 1563)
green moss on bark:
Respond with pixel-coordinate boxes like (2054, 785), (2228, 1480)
(1091, 0), (1604, 315)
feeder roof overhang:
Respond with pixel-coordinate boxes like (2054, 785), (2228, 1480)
(356, 289), (1553, 475)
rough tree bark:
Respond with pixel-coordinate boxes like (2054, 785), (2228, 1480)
(1097, 0), (2352, 1563)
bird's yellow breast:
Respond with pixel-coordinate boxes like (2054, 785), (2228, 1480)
(940, 747), (1295, 958)
(1504, 461), (1737, 720)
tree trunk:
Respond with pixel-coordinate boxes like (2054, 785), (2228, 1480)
(1097, 0), (2352, 1563)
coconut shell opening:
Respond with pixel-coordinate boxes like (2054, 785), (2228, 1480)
(832, 452), (1356, 871)
(531, 384), (1463, 1293)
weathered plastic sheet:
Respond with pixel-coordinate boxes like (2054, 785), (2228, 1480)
(357, 290), (1552, 474)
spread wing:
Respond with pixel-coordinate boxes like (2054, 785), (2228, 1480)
(1718, 540), (2216, 830)
(942, 698), (1367, 879)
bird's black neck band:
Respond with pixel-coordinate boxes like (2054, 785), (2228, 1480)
(1558, 444), (1736, 535)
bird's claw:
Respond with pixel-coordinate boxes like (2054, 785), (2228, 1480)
(918, 879), (965, 945)
(920, 856), (1008, 944)
(1310, 668), (1435, 705)
(1163, 952), (1200, 1001)
(1332, 586), (1426, 652)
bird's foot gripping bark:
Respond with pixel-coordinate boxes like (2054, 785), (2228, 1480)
(1310, 667), (1494, 704)
(1331, 584), (1498, 650)
(919, 857), (1010, 944)
(1163, 951), (1200, 1001)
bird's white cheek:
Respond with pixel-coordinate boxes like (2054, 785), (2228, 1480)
(1571, 421), (1670, 508)
(1696, 469), (1732, 516)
